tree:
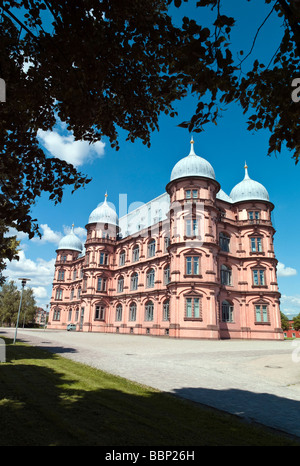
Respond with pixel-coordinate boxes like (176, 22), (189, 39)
(280, 311), (290, 330)
(0, 0), (299, 283)
(0, 280), (19, 326)
(293, 313), (300, 330)
(0, 280), (37, 327)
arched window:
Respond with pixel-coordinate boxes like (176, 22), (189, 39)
(97, 276), (107, 292)
(58, 269), (65, 281)
(119, 250), (126, 266)
(145, 300), (154, 321)
(163, 265), (170, 285)
(220, 265), (232, 286)
(132, 245), (139, 262)
(147, 239), (156, 258)
(68, 308), (72, 321)
(70, 288), (74, 300)
(146, 268), (155, 288)
(130, 272), (138, 291)
(129, 302), (137, 321)
(53, 307), (61, 321)
(219, 232), (230, 252)
(55, 288), (63, 300)
(163, 299), (170, 321)
(116, 304), (122, 321)
(117, 276), (124, 293)
(221, 300), (233, 322)
(95, 303), (105, 320)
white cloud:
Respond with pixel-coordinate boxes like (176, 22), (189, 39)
(37, 124), (105, 167)
(277, 262), (297, 277)
(31, 224), (62, 245)
(4, 251), (55, 308)
(32, 286), (48, 299)
(63, 225), (86, 241)
(280, 295), (300, 318)
(4, 250), (55, 287)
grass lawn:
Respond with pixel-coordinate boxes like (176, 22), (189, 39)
(0, 337), (299, 447)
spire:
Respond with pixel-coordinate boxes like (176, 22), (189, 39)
(104, 192), (108, 203)
(244, 161), (250, 180)
(189, 135), (196, 156)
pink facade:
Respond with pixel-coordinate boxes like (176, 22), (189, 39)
(48, 139), (283, 340)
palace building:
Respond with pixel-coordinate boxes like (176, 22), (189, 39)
(48, 138), (283, 340)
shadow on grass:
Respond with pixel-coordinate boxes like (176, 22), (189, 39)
(1, 338), (300, 447)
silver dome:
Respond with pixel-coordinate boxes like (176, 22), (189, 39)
(170, 138), (215, 182)
(230, 164), (269, 203)
(57, 226), (83, 252)
(88, 194), (119, 226)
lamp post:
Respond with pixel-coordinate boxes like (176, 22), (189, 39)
(13, 278), (30, 344)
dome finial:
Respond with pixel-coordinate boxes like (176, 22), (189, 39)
(104, 192), (108, 203)
(189, 135), (196, 156)
(244, 161), (250, 180)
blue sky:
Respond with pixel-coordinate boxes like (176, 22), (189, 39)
(4, 1), (300, 318)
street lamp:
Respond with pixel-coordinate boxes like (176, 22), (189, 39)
(13, 278), (30, 344)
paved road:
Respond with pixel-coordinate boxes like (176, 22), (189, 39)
(1, 328), (300, 439)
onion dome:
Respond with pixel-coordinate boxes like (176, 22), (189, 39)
(216, 189), (232, 203)
(88, 193), (119, 226)
(57, 225), (83, 252)
(170, 137), (216, 182)
(230, 163), (270, 203)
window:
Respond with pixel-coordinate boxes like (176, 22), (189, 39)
(58, 269), (65, 281)
(250, 237), (262, 252)
(70, 288), (74, 300)
(100, 252), (109, 265)
(130, 272), (138, 291)
(186, 256), (200, 275)
(186, 189), (191, 199)
(61, 255), (67, 263)
(95, 304), (105, 320)
(68, 309), (72, 321)
(55, 288), (63, 300)
(97, 277), (107, 292)
(163, 300), (170, 321)
(146, 268), (155, 288)
(255, 304), (269, 323)
(83, 277), (87, 292)
(185, 297), (202, 319)
(220, 265), (232, 286)
(145, 301), (154, 321)
(248, 211), (260, 221)
(192, 189), (198, 199)
(73, 269), (77, 280)
(53, 307), (61, 320)
(253, 269), (265, 286)
(77, 287), (81, 298)
(129, 302), (137, 321)
(148, 239), (156, 258)
(75, 308), (79, 321)
(163, 265), (170, 285)
(119, 251), (125, 266)
(116, 304), (122, 322)
(164, 237), (170, 252)
(186, 219), (198, 237)
(222, 300), (233, 322)
(219, 232), (230, 252)
(117, 276), (124, 293)
(132, 246), (139, 262)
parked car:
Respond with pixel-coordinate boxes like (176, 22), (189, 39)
(67, 323), (76, 331)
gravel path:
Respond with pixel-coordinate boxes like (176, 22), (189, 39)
(1, 327), (300, 439)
